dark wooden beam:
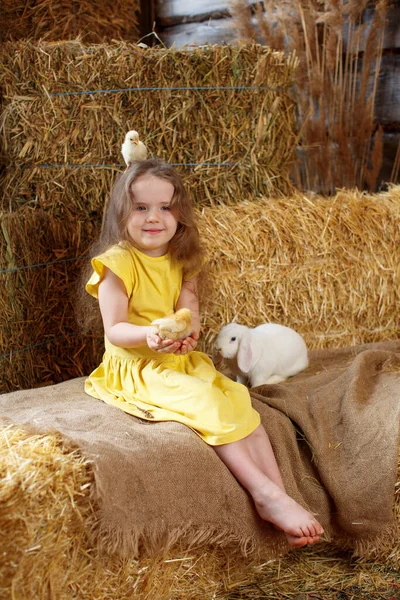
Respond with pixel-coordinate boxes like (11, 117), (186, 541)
(139, 0), (157, 45)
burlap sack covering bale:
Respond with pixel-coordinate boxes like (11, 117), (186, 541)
(0, 341), (399, 560)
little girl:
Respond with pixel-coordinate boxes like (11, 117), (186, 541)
(84, 159), (324, 548)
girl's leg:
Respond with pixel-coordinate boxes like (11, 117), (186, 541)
(213, 431), (324, 547)
(242, 424), (321, 546)
(244, 424), (285, 491)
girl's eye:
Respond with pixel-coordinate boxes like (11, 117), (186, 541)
(161, 205), (171, 211)
(230, 337), (236, 342)
(135, 205), (146, 211)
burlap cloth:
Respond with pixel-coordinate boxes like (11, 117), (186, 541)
(1, 341), (399, 558)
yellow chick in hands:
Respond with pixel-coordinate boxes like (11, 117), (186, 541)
(151, 309), (193, 341)
(121, 130), (148, 167)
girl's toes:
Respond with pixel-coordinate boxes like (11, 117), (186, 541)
(300, 525), (313, 538)
(308, 535), (321, 544)
(286, 534), (308, 548)
(286, 533), (321, 548)
(311, 519), (324, 536)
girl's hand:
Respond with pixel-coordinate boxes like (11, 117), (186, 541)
(147, 330), (181, 354)
(174, 332), (199, 355)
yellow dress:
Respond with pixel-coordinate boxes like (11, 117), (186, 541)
(85, 243), (260, 445)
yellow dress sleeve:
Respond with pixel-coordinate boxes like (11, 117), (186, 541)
(86, 245), (134, 299)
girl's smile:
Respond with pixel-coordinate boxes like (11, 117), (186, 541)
(128, 174), (178, 256)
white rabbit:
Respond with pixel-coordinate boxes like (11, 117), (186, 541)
(213, 322), (309, 388)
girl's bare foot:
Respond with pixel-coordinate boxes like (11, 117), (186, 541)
(272, 524), (321, 548)
(285, 533), (321, 547)
(253, 482), (324, 544)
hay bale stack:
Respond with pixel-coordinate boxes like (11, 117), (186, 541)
(1, 425), (399, 599)
(200, 186), (400, 350)
(1, 186), (400, 393)
(0, 40), (297, 216)
(0, 208), (102, 393)
(0, 40), (298, 393)
(0, 1), (140, 43)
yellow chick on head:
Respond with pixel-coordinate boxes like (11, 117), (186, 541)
(121, 130), (148, 167)
(151, 309), (193, 341)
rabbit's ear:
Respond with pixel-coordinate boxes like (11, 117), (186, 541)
(237, 329), (253, 374)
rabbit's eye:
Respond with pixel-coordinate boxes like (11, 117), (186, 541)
(230, 337), (236, 342)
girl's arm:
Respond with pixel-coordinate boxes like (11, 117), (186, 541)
(176, 277), (200, 335)
(98, 268), (181, 353)
(175, 277), (200, 353)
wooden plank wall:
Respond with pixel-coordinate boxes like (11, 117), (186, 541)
(155, 0), (400, 188)
(157, 0), (242, 45)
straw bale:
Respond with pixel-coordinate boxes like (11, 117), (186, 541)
(0, 1), (140, 44)
(0, 208), (103, 393)
(199, 185), (400, 351)
(0, 425), (399, 599)
(0, 40), (298, 216)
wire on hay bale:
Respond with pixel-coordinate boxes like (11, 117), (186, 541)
(0, 0), (140, 44)
(1, 186), (400, 393)
(0, 425), (399, 599)
(0, 40), (298, 215)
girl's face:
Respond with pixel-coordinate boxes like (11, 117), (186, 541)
(127, 174), (178, 257)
